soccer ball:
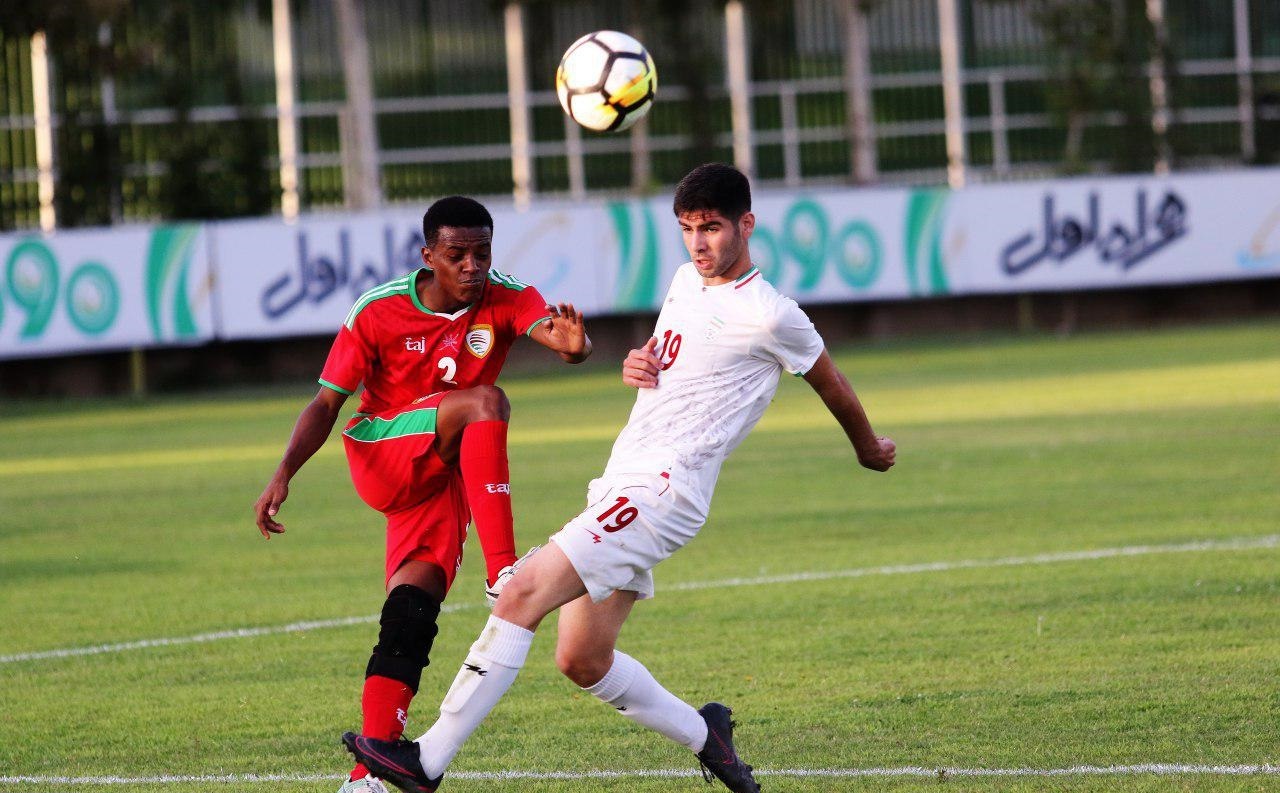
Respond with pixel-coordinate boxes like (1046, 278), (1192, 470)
(555, 31), (657, 133)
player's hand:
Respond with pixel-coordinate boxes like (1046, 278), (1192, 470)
(622, 337), (661, 388)
(254, 478), (290, 539)
(858, 436), (896, 472)
(543, 303), (590, 362)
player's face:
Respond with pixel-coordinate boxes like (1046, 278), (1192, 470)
(678, 209), (755, 284)
(422, 226), (493, 306)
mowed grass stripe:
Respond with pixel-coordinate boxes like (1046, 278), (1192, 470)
(4, 533), (1274, 664)
(5, 763), (1280, 786)
(3, 357), (1277, 478)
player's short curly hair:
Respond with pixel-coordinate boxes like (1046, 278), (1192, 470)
(672, 163), (751, 222)
(422, 196), (494, 246)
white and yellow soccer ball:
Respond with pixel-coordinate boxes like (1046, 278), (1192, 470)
(555, 31), (657, 133)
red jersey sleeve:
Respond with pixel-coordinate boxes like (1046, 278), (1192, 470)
(513, 284), (551, 337)
(318, 319), (373, 396)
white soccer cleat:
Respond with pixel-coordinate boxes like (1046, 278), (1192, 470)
(338, 775), (390, 793)
(484, 545), (542, 608)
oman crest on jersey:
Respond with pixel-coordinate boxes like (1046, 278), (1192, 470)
(465, 324), (494, 358)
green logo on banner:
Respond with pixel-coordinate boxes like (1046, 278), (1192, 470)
(904, 189), (951, 296)
(3, 238), (120, 339)
(146, 224), (201, 341)
(608, 202), (660, 310)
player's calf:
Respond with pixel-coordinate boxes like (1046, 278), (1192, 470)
(367, 584), (441, 691)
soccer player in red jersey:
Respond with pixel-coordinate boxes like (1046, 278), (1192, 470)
(253, 196), (591, 793)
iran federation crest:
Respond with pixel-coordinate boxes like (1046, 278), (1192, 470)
(465, 324), (494, 358)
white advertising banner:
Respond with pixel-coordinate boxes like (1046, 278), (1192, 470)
(940, 169), (1280, 293)
(0, 224), (214, 360)
(211, 188), (934, 342)
(5, 167), (1277, 359)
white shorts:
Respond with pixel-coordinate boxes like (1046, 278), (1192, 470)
(550, 473), (705, 602)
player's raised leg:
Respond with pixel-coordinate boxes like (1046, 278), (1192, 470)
(345, 542), (589, 792)
(433, 385), (518, 592)
(556, 594), (760, 793)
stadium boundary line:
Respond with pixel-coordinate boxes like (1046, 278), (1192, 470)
(2, 533), (1276, 665)
(4, 764), (1279, 785)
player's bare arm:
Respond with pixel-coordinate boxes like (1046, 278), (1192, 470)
(621, 336), (661, 388)
(254, 386), (348, 538)
(529, 302), (592, 363)
(802, 349), (896, 471)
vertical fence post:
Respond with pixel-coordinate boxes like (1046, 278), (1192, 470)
(563, 114), (586, 200)
(843, 0), (877, 184)
(333, 0), (382, 210)
(31, 31), (56, 232)
(937, 0), (967, 188)
(780, 83), (801, 187)
(272, 0), (300, 220)
(989, 72), (1010, 179)
(504, 1), (534, 210)
(1234, 0), (1256, 162)
(98, 22), (123, 224)
(1146, 0), (1171, 175)
(724, 0), (754, 177)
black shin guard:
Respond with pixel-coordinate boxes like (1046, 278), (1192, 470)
(365, 584), (441, 692)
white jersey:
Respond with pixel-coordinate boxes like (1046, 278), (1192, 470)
(602, 262), (825, 516)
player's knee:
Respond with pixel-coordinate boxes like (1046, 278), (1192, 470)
(468, 384), (510, 422)
(555, 644), (613, 688)
(365, 584), (441, 692)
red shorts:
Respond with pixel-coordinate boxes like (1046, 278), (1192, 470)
(342, 392), (469, 589)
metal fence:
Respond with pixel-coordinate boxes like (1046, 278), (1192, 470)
(3, 0), (1279, 231)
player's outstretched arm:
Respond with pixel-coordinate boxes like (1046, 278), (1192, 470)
(254, 386), (347, 538)
(530, 302), (592, 363)
(802, 349), (896, 472)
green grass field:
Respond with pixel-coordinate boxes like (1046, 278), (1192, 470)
(1, 320), (1278, 793)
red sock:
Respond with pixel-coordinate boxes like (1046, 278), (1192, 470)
(350, 675), (414, 780)
(460, 420), (517, 584)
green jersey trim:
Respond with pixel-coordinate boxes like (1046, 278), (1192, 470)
(343, 406), (439, 443)
(488, 268), (529, 291)
(408, 268), (475, 318)
(318, 378), (354, 396)
(524, 315), (552, 337)
(734, 266), (760, 283)
(344, 274), (413, 329)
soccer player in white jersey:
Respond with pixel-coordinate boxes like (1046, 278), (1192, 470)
(344, 163), (897, 793)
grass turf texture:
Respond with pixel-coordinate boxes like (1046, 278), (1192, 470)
(0, 320), (1277, 793)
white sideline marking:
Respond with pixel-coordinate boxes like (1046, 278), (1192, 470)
(2, 533), (1276, 665)
(3, 764), (1279, 785)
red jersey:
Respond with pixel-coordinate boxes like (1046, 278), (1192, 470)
(319, 267), (550, 415)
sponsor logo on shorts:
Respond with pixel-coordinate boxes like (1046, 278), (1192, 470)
(466, 325), (494, 358)
(485, 483), (510, 494)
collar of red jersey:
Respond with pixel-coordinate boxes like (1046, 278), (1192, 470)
(410, 267), (475, 320)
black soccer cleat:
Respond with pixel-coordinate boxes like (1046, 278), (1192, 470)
(341, 732), (443, 793)
(695, 702), (762, 793)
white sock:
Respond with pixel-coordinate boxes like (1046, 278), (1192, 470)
(584, 651), (708, 752)
(416, 615), (534, 778)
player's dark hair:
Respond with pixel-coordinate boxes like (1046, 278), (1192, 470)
(422, 196), (494, 246)
(672, 163), (751, 222)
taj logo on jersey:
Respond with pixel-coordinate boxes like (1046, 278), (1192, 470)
(405, 336), (428, 353)
(466, 324), (494, 358)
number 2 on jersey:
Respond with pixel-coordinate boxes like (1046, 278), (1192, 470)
(438, 356), (457, 384)
(596, 496), (638, 532)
